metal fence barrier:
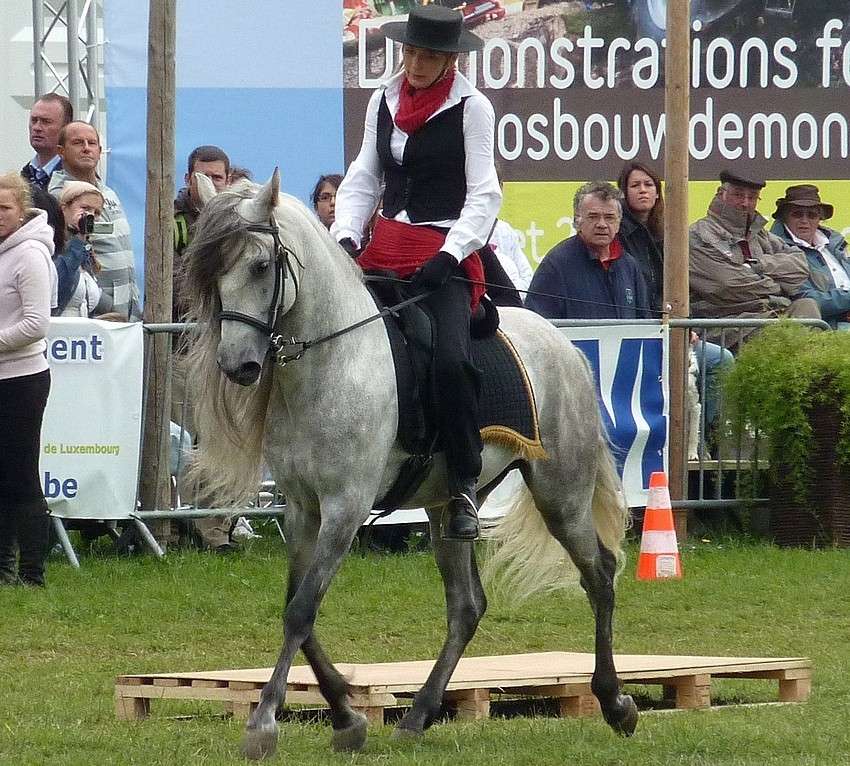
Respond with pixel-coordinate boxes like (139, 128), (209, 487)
(139, 317), (830, 541)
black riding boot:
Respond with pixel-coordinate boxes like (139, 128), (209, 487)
(0, 509), (19, 585)
(15, 500), (51, 587)
(441, 478), (480, 541)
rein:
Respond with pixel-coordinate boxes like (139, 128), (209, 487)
(215, 217), (431, 367)
(217, 215), (664, 369)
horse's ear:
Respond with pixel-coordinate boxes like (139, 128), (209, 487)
(194, 172), (217, 207)
(253, 168), (280, 215)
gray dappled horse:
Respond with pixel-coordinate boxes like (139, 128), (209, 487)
(181, 170), (638, 759)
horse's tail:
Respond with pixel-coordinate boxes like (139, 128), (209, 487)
(481, 440), (629, 604)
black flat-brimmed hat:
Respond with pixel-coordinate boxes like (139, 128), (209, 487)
(382, 5), (484, 53)
(772, 184), (834, 220)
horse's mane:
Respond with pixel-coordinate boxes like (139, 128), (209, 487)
(178, 185), (362, 505)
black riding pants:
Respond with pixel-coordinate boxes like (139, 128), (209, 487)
(0, 369), (51, 501)
(0, 369), (51, 585)
(423, 271), (483, 487)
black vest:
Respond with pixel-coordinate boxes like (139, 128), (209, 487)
(377, 94), (468, 223)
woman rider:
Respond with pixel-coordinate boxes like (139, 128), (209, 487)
(331, 5), (501, 541)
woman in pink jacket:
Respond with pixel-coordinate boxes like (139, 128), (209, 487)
(0, 172), (56, 586)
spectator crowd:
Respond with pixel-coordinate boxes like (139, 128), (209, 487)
(3, 88), (848, 578)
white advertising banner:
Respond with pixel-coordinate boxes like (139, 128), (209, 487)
(41, 319), (143, 519)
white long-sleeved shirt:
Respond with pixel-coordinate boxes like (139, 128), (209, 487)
(332, 69), (502, 262)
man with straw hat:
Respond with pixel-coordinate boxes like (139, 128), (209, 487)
(332, 5), (501, 540)
(770, 184), (850, 329)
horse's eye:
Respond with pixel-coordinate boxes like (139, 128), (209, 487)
(252, 260), (270, 276)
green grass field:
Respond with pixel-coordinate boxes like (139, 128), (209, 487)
(2, 531), (848, 765)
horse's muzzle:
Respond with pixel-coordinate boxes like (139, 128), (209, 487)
(220, 360), (262, 386)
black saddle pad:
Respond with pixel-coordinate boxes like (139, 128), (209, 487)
(370, 280), (544, 461)
(473, 330), (546, 461)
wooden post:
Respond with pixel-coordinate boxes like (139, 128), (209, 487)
(138, 0), (176, 529)
(663, 0), (691, 534)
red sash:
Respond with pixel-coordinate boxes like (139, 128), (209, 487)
(358, 216), (485, 310)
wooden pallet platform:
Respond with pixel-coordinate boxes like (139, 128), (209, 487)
(115, 652), (812, 723)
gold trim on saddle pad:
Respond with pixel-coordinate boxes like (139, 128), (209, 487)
(479, 330), (547, 462)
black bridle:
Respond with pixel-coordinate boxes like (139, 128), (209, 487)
(216, 219), (301, 337)
(215, 215), (432, 367)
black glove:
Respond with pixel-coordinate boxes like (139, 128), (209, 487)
(339, 238), (360, 259)
(409, 251), (457, 293)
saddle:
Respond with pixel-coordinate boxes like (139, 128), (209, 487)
(365, 273), (546, 512)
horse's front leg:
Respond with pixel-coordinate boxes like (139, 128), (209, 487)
(279, 508), (369, 751)
(241, 499), (369, 761)
(395, 506), (487, 737)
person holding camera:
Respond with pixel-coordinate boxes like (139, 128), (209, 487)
(53, 181), (103, 317)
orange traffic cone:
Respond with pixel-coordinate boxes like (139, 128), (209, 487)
(636, 471), (683, 580)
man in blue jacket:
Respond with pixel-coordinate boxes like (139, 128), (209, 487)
(770, 184), (850, 330)
(527, 181), (651, 320)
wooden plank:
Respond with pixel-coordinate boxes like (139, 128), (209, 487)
(115, 691), (150, 721)
(115, 652), (812, 721)
(115, 685), (260, 703)
(446, 688), (490, 720)
(779, 677), (812, 702)
(672, 674), (712, 709)
(559, 693), (600, 718)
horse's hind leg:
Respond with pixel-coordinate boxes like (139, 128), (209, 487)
(241, 500), (368, 761)
(395, 506), (487, 737)
(527, 472), (637, 737)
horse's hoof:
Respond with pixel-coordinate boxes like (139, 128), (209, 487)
(606, 694), (639, 737)
(331, 712), (368, 752)
(392, 726), (424, 741)
(240, 726), (279, 761)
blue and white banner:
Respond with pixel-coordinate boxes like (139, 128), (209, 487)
(103, 1), (344, 302)
(41, 319), (144, 519)
(562, 324), (668, 507)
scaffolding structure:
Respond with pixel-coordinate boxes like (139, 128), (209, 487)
(31, 0), (104, 130)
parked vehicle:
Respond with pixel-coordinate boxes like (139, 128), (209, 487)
(623, 0), (835, 41)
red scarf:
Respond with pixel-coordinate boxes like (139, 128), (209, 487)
(394, 69), (456, 134)
(358, 216), (485, 310)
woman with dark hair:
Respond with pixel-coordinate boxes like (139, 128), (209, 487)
(331, 5), (501, 540)
(617, 161), (733, 435)
(616, 161), (665, 313)
(311, 173), (343, 229)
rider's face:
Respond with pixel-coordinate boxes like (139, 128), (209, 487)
(402, 45), (454, 90)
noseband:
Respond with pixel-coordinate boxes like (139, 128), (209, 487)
(217, 217), (301, 338)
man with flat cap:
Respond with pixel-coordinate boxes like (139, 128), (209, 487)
(689, 170), (820, 345)
(770, 184), (850, 330)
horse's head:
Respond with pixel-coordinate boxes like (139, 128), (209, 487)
(185, 168), (301, 386)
